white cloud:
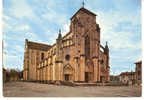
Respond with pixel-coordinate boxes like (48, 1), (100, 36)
(3, 54), (17, 66)
(25, 32), (38, 40)
(95, 10), (141, 50)
(14, 24), (30, 31)
(43, 22), (70, 45)
(3, 14), (31, 36)
(41, 8), (67, 25)
(3, 21), (12, 31)
(45, 30), (58, 44)
(110, 70), (121, 75)
(107, 31), (141, 50)
(3, 15), (11, 21)
(62, 22), (70, 36)
(10, 0), (35, 19)
(24, 32), (50, 45)
(15, 45), (24, 53)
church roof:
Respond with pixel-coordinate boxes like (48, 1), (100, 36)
(71, 7), (97, 20)
(27, 40), (52, 51)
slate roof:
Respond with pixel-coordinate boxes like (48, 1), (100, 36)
(27, 41), (52, 51)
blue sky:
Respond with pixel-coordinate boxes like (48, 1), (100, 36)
(3, 0), (141, 75)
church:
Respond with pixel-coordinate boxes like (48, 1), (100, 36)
(23, 3), (110, 83)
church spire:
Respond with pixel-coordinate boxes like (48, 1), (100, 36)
(105, 41), (109, 49)
(106, 41), (108, 46)
(104, 41), (109, 54)
(58, 29), (62, 39)
(82, 0), (85, 8)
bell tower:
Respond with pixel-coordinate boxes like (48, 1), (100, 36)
(70, 2), (101, 82)
(55, 29), (63, 81)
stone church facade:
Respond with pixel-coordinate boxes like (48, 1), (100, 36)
(23, 7), (110, 83)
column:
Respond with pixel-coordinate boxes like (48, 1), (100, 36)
(93, 58), (99, 82)
(74, 58), (79, 81)
(59, 62), (63, 81)
(47, 66), (50, 81)
(98, 61), (101, 81)
(80, 56), (85, 81)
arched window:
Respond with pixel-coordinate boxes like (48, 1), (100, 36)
(85, 35), (90, 60)
(41, 53), (44, 60)
(101, 60), (104, 64)
(65, 54), (70, 61)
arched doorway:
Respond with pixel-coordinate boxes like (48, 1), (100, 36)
(85, 59), (94, 82)
(63, 64), (73, 82)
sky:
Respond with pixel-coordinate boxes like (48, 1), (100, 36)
(3, 0), (141, 75)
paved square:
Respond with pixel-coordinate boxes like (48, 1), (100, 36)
(3, 82), (141, 97)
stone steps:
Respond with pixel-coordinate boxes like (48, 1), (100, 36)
(73, 83), (102, 86)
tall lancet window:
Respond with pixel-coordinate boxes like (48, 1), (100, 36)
(85, 35), (90, 60)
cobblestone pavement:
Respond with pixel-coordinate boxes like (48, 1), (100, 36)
(3, 82), (142, 97)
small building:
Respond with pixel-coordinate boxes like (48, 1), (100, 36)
(135, 61), (142, 85)
(110, 75), (120, 82)
(8, 69), (22, 81)
(119, 71), (136, 85)
(3, 69), (23, 82)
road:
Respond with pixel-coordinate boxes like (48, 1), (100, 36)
(3, 81), (142, 97)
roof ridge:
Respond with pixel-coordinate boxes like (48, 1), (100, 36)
(71, 7), (97, 20)
(28, 41), (52, 47)
(27, 40), (52, 51)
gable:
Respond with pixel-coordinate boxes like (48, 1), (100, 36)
(71, 7), (97, 20)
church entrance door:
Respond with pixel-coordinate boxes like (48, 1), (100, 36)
(65, 74), (70, 81)
(100, 76), (105, 83)
(85, 72), (88, 82)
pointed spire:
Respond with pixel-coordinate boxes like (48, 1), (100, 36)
(25, 39), (28, 43)
(82, 0), (85, 8)
(105, 41), (109, 50)
(59, 29), (61, 33)
(106, 41), (108, 46)
(104, 41), (109, 55)
(58, 29), (62, 39)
